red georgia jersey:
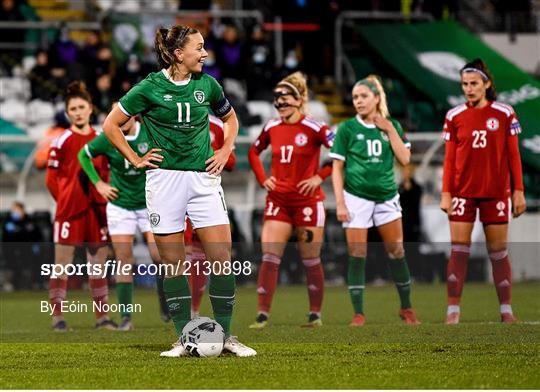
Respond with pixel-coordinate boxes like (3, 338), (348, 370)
(209, 114), (236, 171)
(252, 115), (334, 205)
(442, 101), (523, 198)
(47, 129), (108, 220)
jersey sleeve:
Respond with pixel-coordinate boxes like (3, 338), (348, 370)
(318, 124), (335, 149)
(207, 75), (232, 118)
(329, 123), (348, 161)
(252, 126), (270, 153)
(249, 126), (271, 185)
(441, 111), (458, 193)
(392, 119), (411, 149)
(45, 136), (64, 199)
(442, 111), (457, 142)
(118, 80), (150, 117)
(506, 112), (524, 191)
(84, 133), (111, 158)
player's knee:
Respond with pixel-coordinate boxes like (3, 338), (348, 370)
(387, 246), (405, 260)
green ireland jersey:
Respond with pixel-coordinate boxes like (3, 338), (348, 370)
(118, 70), (231, 171)
(85, 123), (148, 210)
(329, 115), (411, 202)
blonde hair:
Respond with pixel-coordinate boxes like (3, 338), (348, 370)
(355, 74), (390, 118)
(276, 71), (309, 113)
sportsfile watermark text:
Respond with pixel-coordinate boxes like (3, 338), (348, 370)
(41, 260), (253, 279)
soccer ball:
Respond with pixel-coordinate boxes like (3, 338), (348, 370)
(180, 317), (225, 357)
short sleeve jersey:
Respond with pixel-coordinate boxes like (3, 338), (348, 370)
(84, 122), (148, 210)
(252, 115), (334, 205)
(47, 129), (108, 220)
(118, 70), (231, 171)
(442, 101), (522, 198)
(330, 115), (410, 202)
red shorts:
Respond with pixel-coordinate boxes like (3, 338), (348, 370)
(263, 195), (326, 227)
(449, 196), (511, 224)
(54, 206), (108, 245)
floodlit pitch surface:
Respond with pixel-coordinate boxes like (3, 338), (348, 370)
(1, 283), (539, 389)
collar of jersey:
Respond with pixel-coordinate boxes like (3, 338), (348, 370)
(125, 121), (140, 141)
(355, 115), (376, 129)
(162, 69), (191, 86)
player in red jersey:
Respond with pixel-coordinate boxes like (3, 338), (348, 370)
(248, 72), (334, 328)
(187, 114), (236, 318)
(440, 59), (526, 324)
(46, 81), (117, 331)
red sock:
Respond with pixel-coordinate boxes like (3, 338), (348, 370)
(447, 243), (470, 306)
(489, 249), (512, 306)
(49, 277), (67, 316)
(256, 253), (281, 313)
(302, 257), (324, 313)
(189, 252), (208, 313)
(89, 277), (109, 318)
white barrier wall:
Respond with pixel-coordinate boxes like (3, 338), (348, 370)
(481, 33), (540, 74)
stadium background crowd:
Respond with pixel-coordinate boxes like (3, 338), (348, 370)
(1, 0), (539, 291)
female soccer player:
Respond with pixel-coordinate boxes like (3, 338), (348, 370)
(46, 81), (117, 331)
(248, 72), (334, 329)
(440, 58), (526, 324)
(78, 103), (168, 331)
(330, 75), (420, 326)
(102, 25), (256, 357)
(187, 114), (236, 319)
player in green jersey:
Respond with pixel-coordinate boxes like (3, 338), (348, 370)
(78, 103), (169, 331)
(102, 25), (256, 357)
(330, 75), (420, 327)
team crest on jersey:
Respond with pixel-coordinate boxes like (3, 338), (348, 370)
(163, 94), (173, 101)
(137, 142), (148, 154)
(486, 117), (499, 131)
(356, 134), (365, 140)
(380, 132), (389, 141)
(295, 133), (308, 146)
(149, 213), (160, 227)
(194, 90), (205, 104)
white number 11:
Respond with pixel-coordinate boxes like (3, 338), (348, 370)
(177, 102), (191, 123)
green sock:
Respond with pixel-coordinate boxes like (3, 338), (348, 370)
(156, 275), (168, 315)
(116, 282), (133, 318)
(209, 274), (235, 336)
(389, 257), (412, 309)
(163, 276), (191, 336)
(348, 256), (366, 315)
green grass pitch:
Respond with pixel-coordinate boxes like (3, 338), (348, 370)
(1, 282), (539, 389)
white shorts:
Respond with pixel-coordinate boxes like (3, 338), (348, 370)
(343, 191), (402, 229)
(106, 203), (151, 235)
(145, 169), (229, 234)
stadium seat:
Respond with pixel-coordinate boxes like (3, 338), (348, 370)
(0, 77), (31, 101)
(27, 100), (55, 125)
(385, 78), (408, 118)
(0, 99), (27, 126)
(246, 101), (275, 125)
(408, 101), (441, 133)
(308, 100), (331, 124)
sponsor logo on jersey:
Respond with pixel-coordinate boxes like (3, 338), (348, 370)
(137, 142), (148, 154)
(163, 94), (173, 101)
(295, 133), (308, 146)
(149, 213), (160, 226)
(496, 201), (506, 216)
(486, 117), (499, 131)
(194, 90), (205, 104)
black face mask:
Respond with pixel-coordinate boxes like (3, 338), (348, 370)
(273, 90), (300, 109)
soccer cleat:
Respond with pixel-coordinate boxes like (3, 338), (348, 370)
(160, 337), (188, 357)
(350, 313), (365, 327)
(52, 320), (68, 332)
(95, 318), (118, 330)
(301, 313), (323, 328)
(399, 308), (421, 325)
(118, 316), (134, 331)
(223, 336), (257, 357)
(445, 312), (460, 325)
(501, 312), (518, 324)
(249, 313), (268, 329)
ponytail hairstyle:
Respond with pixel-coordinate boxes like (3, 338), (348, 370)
(275, 71), (309, 113)
(155, 25), (199, 79)
(65, 80), (92, 108)
(460, 58), (497, 101)
(354, 74), (390, 118)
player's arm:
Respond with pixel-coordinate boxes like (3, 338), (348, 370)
(211, 117), (236, 172)
(374, 117), (410, 166)
(206, 109), (238, 175)
(329, 125), (350, 222)
(248, 127), (275, 191)
(441, 117), (456, 215)
(103, 105), (162, 169)
(77, 141), (118, 202)
(507, 115), (526, 217)
(45, 143), (61, 200)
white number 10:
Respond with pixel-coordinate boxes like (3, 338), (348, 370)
(177, 102), (191, 123)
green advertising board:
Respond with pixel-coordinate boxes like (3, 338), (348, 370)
(357, 21), (540, 171)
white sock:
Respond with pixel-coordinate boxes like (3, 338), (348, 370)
(500, 304), (513, 314)
(447, 305), (460, 315)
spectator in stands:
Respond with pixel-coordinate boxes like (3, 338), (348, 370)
(215, 24), (246, 81)
(0, 0), (26, 74)
(1, 201), (42, 290)
(50, 26), (79, 66)
(246, 25), (274, 100)
(49, 64), (69, 103)
(202, 47), (222, 82)
(93, 73), (114, 121)
(30, 49), (54, 101)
